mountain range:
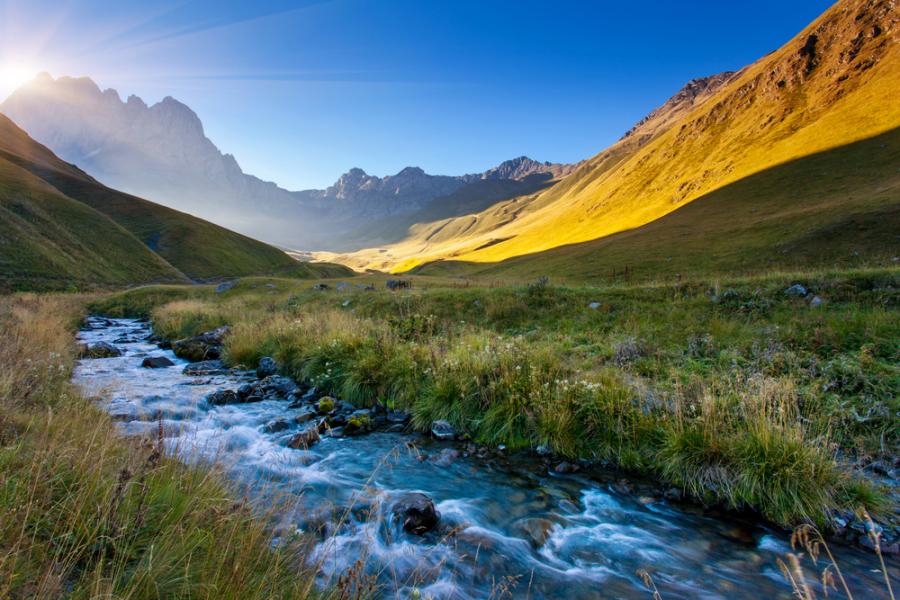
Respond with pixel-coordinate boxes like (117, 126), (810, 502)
(330, 0), (899, 278)
(0, 0), (897, 285)
(0, 77), (573, 252)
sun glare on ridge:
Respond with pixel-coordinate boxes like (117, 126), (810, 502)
(0, 62), (39, 96)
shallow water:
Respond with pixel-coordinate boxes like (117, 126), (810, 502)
(73, 317), (894, 599)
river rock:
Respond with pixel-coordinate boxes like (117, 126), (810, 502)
(327, 413), (348, 427)
(287, 425), (321, 449)
(612, 479), (634, 495)
(431, 448), (460, 467)
(206, 389), (239, 405)
(316, 397), (336, 413)
(215, 280), (236, 293)
(83, 317), (116, 329)
(172, 326), (230, 362)
(554, 462), (580, 474)
(262, 418), (292, 433)
(344, 410), (372, 436)
(258, 375), (297, 397)
(293, 406), (317, 424)
(141, 356), (174, 368)
(288, 387), (318, 408)
(663, 487), (683, 501)
(431, 420), (457, 441)
(238, 376), (297, 401)
(784, 284), (808, 297)
(387, 409), (411, 424)
(391, 493), (440, 535)
(514, 517), (555, 548)
(256, 356), (278, 379)
(182, 360), (229, 376)
(78, 341), (122, 358)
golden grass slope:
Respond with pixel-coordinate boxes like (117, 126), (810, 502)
(337, 0), (899, 274)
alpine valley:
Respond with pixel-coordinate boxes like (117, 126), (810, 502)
(0, 1), (898, 599)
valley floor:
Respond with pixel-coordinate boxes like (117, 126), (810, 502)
(2, 267), (897, 597)
(93, 267), (899, 534)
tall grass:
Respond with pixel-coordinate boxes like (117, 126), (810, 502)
(105, 268), (900, 528)
(0, 294), (320, 599)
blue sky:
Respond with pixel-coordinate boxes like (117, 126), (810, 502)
(0, 0), (834, 189)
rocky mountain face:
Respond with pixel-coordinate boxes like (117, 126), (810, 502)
(621, 71), (737, 142)
(478, 156), (577, 181)
(0, 74), (303, 236)
(296, 166), (467, 218)
(0, 74), (572, 252)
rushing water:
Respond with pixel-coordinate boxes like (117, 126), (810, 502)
(73, 317), (894, 599)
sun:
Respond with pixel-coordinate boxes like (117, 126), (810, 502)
(0, 62), (39, 94)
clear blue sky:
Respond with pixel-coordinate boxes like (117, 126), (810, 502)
(0, 0), (834, 189)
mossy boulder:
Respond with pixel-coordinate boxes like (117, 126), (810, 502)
(316, 397), (335, 413)
(172, 326), (229, 362)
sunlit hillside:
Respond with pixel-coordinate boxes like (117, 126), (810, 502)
(335, 0), (899, 276)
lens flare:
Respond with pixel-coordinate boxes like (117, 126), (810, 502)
(0, 63), (38, 95)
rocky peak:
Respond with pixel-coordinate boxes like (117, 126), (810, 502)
(622, 71), (736, 140)
(148, 96), (205, 136)
(126, 94), (147, 110)
(480, 155), (576, 181)
(394, 166), (426, 178)
(482, 156), (546, 180)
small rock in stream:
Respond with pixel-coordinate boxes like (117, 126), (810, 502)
(293, 406), (317, 424)
(344, 410), (372, 436)
(183, 360), (229, 376)
(431, 419), (457, 441)
(172, 326), (229, 362)
(141, 356), (174, 368)
(553, 462), (580, 474)
(431, 448), (460, 467)
(287, 425), (321, 449)
(215, 280), (236, 293)
(387, 409), (411, 424)
(262, 418), (292, 433)
(256, 356), (278, 379)
(391, 492), (441, 535)
(78, 341), (122, 358)
(206, 389), (239, 405)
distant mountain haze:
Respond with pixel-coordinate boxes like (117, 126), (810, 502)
(0, 74), (573, 253)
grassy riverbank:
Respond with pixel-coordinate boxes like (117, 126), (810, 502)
(92, 267), (899, 529)
(0, 294), (320, 599)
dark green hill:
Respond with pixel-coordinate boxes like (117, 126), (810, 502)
(0, 114), (351, 290)
(0, 155), (186, 291)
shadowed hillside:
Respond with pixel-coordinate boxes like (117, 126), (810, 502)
(0, 114), (352, 289)
(0, 156), (186, 291)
